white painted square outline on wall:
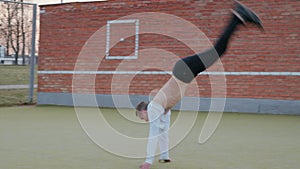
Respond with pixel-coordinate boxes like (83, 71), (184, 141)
(106, 19), (139, 59)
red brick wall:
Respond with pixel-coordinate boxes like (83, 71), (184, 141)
(38, 0), (300, 100)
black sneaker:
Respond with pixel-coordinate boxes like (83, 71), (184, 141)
(233, 0), (264, 29)
(159, 159), (171, 163)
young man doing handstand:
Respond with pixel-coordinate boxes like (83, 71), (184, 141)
(136, 1), (264, 169)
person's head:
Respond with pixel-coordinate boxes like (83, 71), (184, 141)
(135, 101), (149, 121)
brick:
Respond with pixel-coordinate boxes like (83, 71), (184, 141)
(38, 0), (300, 100)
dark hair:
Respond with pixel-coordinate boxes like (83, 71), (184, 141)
(135, 101), (148, 116)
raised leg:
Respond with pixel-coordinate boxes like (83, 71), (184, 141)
(172, 0), (264, 83)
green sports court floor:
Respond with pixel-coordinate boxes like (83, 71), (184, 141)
(0, 106), (299, 169)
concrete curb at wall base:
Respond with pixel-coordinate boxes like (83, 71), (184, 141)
(37, 92), (300, 115)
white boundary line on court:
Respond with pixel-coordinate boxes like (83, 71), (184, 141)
(38, 70), (300, 76)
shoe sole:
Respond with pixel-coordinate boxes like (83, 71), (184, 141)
(234, 0), (264, 29)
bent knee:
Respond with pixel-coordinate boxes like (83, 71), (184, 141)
(172, 59), (195, 83)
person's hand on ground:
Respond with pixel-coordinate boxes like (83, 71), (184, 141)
(139, 162), (151, 169)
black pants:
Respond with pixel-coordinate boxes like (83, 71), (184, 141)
(173, 14), (242, 83)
